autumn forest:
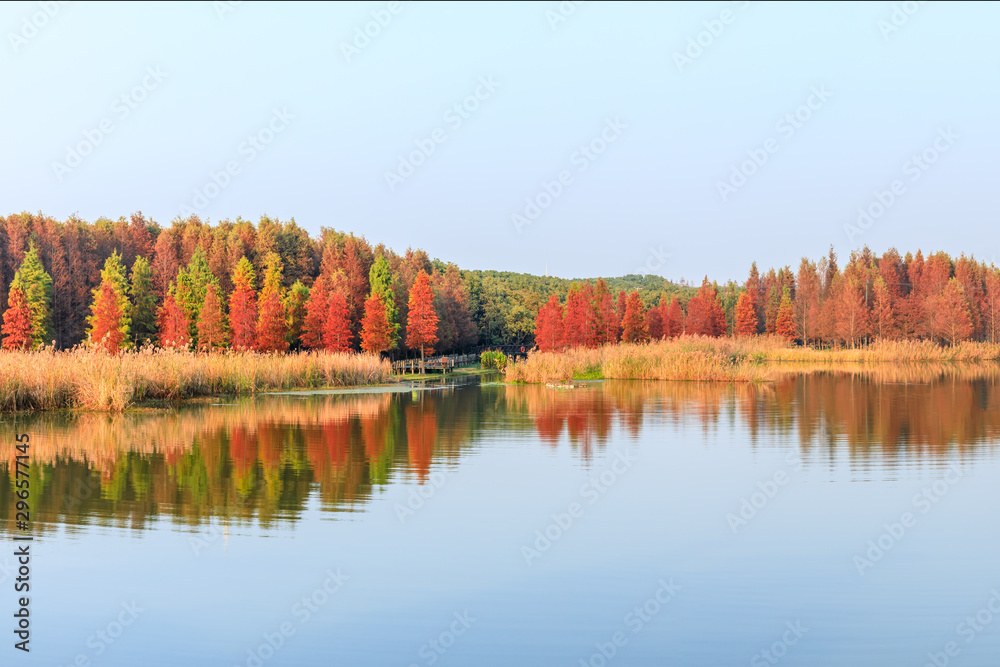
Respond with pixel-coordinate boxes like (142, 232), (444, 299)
(1, 212), (997, 359)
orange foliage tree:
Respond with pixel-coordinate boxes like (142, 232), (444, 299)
(1, 286), (33, 350)
(301, 275), (330, 350)
(932, 278), (973, 346)
(90, 279), (126, 353)
(663, 297), (684, 338)
(323, 291), (353, 352)
(197, 283), (228, 351)
(157, 292), (190, 349)
(534, 294), (565, 352)
(621, 291), (649, 343)
(255, 253), (289, 353)
(685, 278), (726, 337)
(228, 257), (257, 351)
(405, 271), (439, 372)
(775, 288), (797, 340)
(360, 293), (393, 354)
(734, 290), (758, 336)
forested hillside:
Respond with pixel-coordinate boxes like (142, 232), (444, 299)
(0, 212), (690, 354)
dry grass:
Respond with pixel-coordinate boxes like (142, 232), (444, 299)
(0, 347), (392, 412)
(503, 336), (1000, 384)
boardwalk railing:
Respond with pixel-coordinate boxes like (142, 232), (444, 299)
(391, 353), (480, 375)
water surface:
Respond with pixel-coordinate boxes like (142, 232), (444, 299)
(3, 368), (999, 666)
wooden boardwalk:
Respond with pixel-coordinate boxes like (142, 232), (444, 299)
(391, 353), (480, 375)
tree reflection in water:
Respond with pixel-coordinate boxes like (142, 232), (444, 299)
(2, 364), (998, 533)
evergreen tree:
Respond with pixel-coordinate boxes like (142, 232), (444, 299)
(129, 256), (158, 347)
(175, 247), (219, 343)
(368, 255), (399, 348)
(283, 280), (310, 349)
(16, 241), (55, 348)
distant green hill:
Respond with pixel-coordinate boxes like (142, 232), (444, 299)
(459, 269), (696, 347)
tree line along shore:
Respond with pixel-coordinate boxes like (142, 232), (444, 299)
(1, 212), (997, 408)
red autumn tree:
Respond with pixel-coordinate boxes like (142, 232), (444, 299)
(405, 271), (439, 372)
(734, 290), (758, 336)
(534, 294), (565, 352)
(621, 291), (649, 343)
(360, 293), (393, 354)
(90, 279), (126, 353)
(590, 279), (618, 346)
(255, 254), (289, 353)
(646, 301), (664, 340)
(564, 285), (589, 348)
(685, 278), (726, 337)
(835, 281), (869, 348)
(933, 278), (974, 346)
(663, 297), (684, 339)
(197, 283), (228, 352)
(301, 275), (331, 350)
(255, 288), (289, 352)
(1, 286), (33, 351)
(157, 292), (191, 349)
(984, 269), (1000, 344)
(775, 288), (797, 340)
(870, 277), (895, 340)
(323, 291), (353, 352)
(228, 257), (257, 351)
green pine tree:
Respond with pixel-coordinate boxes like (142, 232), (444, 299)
(260, 251), (284, 297)
(129, 256), (158, 347)
(175, 247), (220, 343)
(283, 280), (310, 349)
(15, 241), (55, 349)
(368, 255), (399, 348)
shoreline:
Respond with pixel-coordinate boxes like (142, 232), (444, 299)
(503, 336), (1000, 384)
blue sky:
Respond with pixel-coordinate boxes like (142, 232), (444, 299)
(1, 1), (997, 282)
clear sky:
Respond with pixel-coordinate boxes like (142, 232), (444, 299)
(1, 1), (997, 283)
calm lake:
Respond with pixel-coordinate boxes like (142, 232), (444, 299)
(3, 368), (1000, 666)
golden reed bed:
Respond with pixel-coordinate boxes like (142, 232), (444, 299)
(0, 347), (392, 412)
(503, 336), (1000, 384)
